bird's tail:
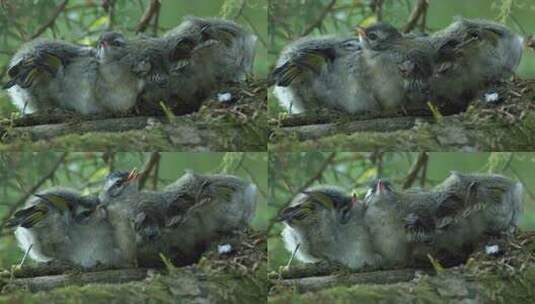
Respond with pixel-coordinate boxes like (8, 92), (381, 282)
(5, 204), (48, 229)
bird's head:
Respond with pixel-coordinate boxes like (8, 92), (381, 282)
(99, 168), (140, 203)
(356, 22), (402, 51)
(364, 179), (395, 205)
(97, 31), (127, 62)
(279, 186), (358, 229)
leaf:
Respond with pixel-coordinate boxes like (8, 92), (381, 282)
(359, 15), (378, 28)
(89, 16), (110, 30)
(427, 102), (443, 122)
(427, 254), (445, 273)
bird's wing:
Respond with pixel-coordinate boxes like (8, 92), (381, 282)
(5, 204), (49, 229)
(271, 47), (336, 86)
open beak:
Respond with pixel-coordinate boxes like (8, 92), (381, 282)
(351, 193), (359, 206)
(355, 26), (367, 39)
(376, 180), (385, 194)
(126, 168), (140, 183)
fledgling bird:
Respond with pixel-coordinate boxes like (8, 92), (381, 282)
(271, 36), (375, 114)
(279, 185), (381, 270)
(356, 22), (435, 112)
(434, 171), (523, 237)
(3, 39), (102, 114)
(95, 32), (149, 114)
(430, 18), (524, 111)
(99, 170), (258, 267)
(363, 179), (466, 266)
(164, 16), (257, 85)
(6, 187), (125, 268)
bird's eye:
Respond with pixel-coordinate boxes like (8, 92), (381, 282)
(368, 33), (378, 40)
(469, 31), (480, 39)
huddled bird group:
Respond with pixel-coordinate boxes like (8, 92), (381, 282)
(271, 18), (524, 115)
(3, 16), (256, 115)
(279, 172), (523, 271)
(6, 169), (258, 268)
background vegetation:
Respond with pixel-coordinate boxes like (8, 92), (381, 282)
(0, 0), (268, 116)
(0, 152), (268, 269)
(268, 0), (535, 114)
(267, 152), (535, 271)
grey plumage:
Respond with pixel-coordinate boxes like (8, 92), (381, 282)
(272, 36), (374, 114)
(358, 22), (435, 112)
(100, 170), (257, 267)
(280, 185), (381, 270)
(4, 39), (102, 114)
(9, 187), (125, 268)
(430, 18), (524, 110)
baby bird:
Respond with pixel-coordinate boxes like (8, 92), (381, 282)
(357, 22), (435, 112)
(272, 36), (374, 114)
(95, 32), (148, 114)
(3, 39), (101, 114)
(434, 171), (523, 236)
(279, 185), (381, 270)
(164, 16), (257, 85)
(6, 187), (125, 268)
(430, 18), (524, 111)
(99, 170), (258, 267)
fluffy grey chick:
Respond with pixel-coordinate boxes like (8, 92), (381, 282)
(7, 187), (125, 268)
(164, 16), (256, 85)
(357, 22), (435, 113)
(272, 36), (375, 114)
(430, 18), (524, 111)
(280, 185), (381, 270)
(99, 170), (257, 267)
(3, 39), (101, 114)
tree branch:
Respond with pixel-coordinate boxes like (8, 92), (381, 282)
(135, 0), (161, 34)
(2, 268), (153, 293)
(402, 0), (429, 33)
(301, 0), (337, 37)
(30, 0), (69, 40)
(274, 269), (418, 293)
(402, 152), (429, 189)
(138, 152), (161, 190)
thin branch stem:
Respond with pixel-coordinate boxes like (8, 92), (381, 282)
(402, 152), (429, 189)
(301, 0), (337, 37)
(135, 0), (161, 34)
(30, 0), (69, 40)
(402, 0), (429, 33)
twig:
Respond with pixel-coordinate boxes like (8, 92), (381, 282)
(151, 1), (161, 36)
(151, 157), (160, 190)
(301, 0), (337, 37)
(0, 153), (67, 233)
(371, 0), (385, 21)
(138, 152), (161, 190)
(402, 0), (429, 33)
(402, 152), (429, 189)
(30, 0), (69, 40)
(106, 0), (116, 30)
(135, 0), (161, 34)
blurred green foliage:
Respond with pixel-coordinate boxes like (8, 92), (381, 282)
(268, 0), (535, 114)
(0, 152), (268, 268)
(267, 152), (535, 271)
(0, 0), (268, 116)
